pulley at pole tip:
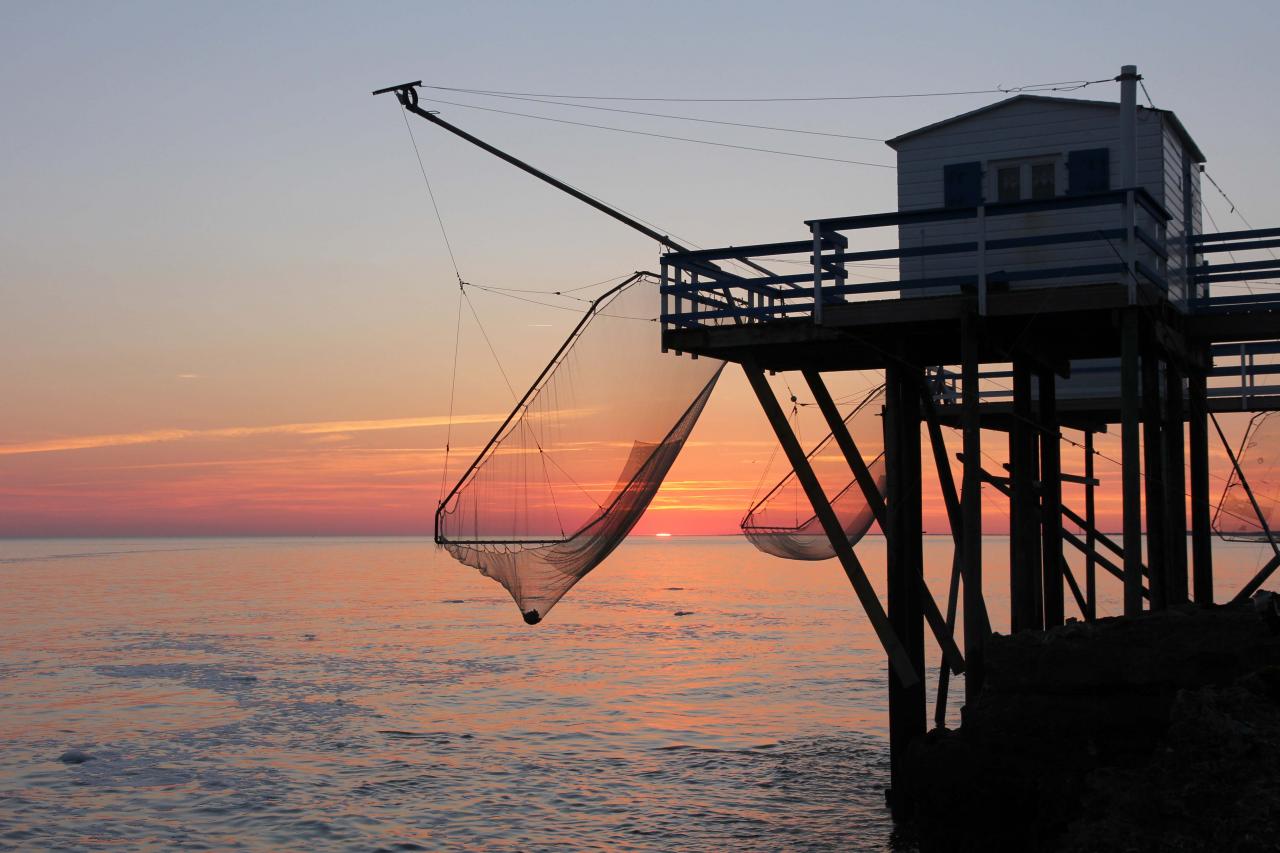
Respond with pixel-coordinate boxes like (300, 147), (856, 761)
(371, 80), (424, 107)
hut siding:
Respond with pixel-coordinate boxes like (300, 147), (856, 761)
(891, 98), (1201, 399)
(894, 101), (1169, 298)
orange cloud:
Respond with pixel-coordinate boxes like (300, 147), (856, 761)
(0, 414), (506, 457)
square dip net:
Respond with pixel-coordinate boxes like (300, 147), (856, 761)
(741, 384), (885, 561)
(1214, 411), (1280, 542)
(435, 273), (723, 623)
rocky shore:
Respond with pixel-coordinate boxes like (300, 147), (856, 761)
(905, 593), (1280, 852)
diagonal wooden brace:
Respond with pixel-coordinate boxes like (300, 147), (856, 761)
(802, 370), (964, 675)
(745, 362), (919, 687)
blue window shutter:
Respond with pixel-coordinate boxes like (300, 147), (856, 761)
(943, 161), (983, 207)
(1068, 148), (1111, 194)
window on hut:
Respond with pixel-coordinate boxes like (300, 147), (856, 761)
(987, 156), (1061, 203)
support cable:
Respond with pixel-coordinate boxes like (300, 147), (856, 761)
(402, 109), (465, 285)
(422, 77), (1113, 104)
(400, 107), (467, 497)
(433, 87), (888, 142)
(416, 95), (896, 169)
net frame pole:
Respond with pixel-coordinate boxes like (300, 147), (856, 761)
(433, 273), (647, 542)
(742, 361), (919, 687)
(1211, 412), (1280, 601)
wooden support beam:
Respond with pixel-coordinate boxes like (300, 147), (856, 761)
(1010, 357), (1042, 631)
(1142, 345), (1167, 609)
(1188, 361), (1214, 604)
(961, 311), (985, 698)
(1121, 309), (1145, 615)
(1237, 552), (1280, 602)
(1084, 430), (1098, 620)
(803, 369), (964, 675)
(801, 370), (886, 527)
(985, 473), (1151, 600)
(934, 547), (962, 729)
(971, 458), (1146, 571)
(1061, 555), (1089, 619)
(1040, 369), (1065, 628)
(1063, 530), (1150, 600)
(1164, 359), (1189, 604)
(743, 361), (919, 686)
(884, 362), (927, 820)
(918, 379), (990, 635)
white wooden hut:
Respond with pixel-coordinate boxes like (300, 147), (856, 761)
(886, 72), (1206, 396)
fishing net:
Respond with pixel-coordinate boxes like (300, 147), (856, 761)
(435, 274), (723, 623)
(1214, 412), (1280, 542)
(741, 385), (886, 560)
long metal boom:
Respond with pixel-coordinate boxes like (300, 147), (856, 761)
(376, 82), (687, 253)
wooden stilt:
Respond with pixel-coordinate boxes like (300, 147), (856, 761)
(1084, 430), (1098, 620)
(741, 361), (919, 686)
(884, 362), (926, 820)
(1011, 357), (1041, 631)
(961, 311), (985, 696)
(1121, 309), (1144, 615)
(1188, 360), (1214, 604)
(1040, 369), (1064, 628)
(1163, 359), (1188, 604)
(1142, 345), (1167, 609)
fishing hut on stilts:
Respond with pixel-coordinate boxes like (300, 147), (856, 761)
(378, 65), (1280, 821)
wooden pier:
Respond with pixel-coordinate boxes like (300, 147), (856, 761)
(659, 195), (1280, 818)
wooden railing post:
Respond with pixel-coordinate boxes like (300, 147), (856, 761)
(1125, 189), (1138, 303)
(976, 205), (988, 315)
(811, 220), (824, 325)
(1121, 308), (1144, 614)
(660, 259), (670, 350)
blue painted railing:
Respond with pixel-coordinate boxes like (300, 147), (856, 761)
(660, 188), (1173, 332)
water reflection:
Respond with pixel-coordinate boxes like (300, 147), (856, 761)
(0, 536), (1267, 849)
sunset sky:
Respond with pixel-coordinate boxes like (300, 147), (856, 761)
(3, 1), (1278, 536)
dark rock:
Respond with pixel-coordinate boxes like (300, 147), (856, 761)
(906, 594), (1280, 852)
(57, 749), (92, 765)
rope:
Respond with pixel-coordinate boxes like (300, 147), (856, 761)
(440, 286), (463, 498)
(401, 109), (464, 285)
(399, 106), (468, 505)
(462, 288), (517, 400)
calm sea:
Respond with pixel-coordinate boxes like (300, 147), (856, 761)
(0, 536), (1270, 851)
